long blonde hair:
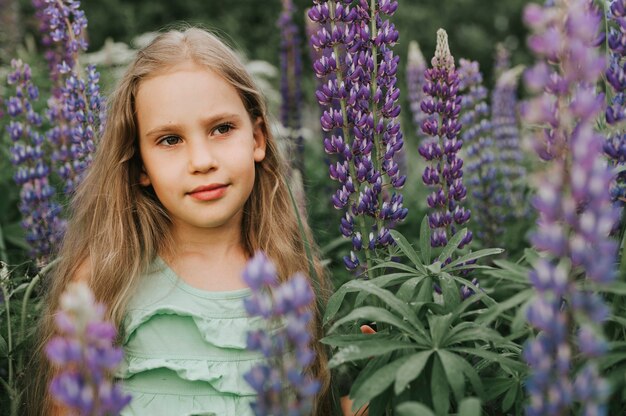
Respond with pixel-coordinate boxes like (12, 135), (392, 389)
(26, 26), (333, 415)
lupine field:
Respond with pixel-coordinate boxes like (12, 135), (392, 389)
(2, 0), (626, 414)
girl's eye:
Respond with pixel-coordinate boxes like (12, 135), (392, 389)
(214, 123), (234, 135)
(159, 136), (181, 146)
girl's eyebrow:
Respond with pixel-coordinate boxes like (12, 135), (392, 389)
(144, 113), (242, 138)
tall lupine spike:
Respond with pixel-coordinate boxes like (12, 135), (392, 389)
(521, 0), (618, 414)
(6, 60), (65, 266)
(45, 282), (131, 415)
(491, 45), (527, 221)
(419, 29), (472, 249)
(33, 0), (103, 195)
(458, 58), (502, 247)
(309, 0), (407, 275)
(605, 0), (626, 213)
(242, 252), (320, 416)
(278, 0), (305, 175)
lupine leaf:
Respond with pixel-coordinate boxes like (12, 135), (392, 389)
(488, 259), (530, 283)
(438, 350), (484, 399)
(328, 340), (417, 368)
(328, 306), (425, 340)
(341, 280), (426, 335)
(396, 276), (426, 302)
(437, 228), (468, 263)
(390, 230), (427, 274)
(323, 286), (347, 325)
(350, 355), (413, 410)
(429, 314), (453, 346)
(475, 289), (533, 325)
(420, 215), (432, 264)
(396, 402), (436, 416)
(394, 350), (432, 394)
(450, 347), (526, 373)
(439, 273), (460, 312)
(370, 261), (422, 274)
(431, 354), (450, 415)
(502, 383), (518, 412)
(458, 398), (482, 416)
(443, 248), (505, 271)
(321, 332), (397, 347)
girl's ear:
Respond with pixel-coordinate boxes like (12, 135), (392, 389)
(252, 117), (267, 162)
(139, 166), (151, 186)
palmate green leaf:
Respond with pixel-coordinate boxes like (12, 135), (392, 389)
(323, 285), (347, 325)
(327, 339), (417, 368)
(450, 347), (527, 373)
(341, 280), (426, 335)
(396, 402), (436, 416)
(439, 273), (460, 313)
(321, 332), (396, 347)
(438, 350), (485, 400)
(390, 230), (427, 274)
(350, 354), (413, 410)
(328, 306), (425, 340)
(458, 398), (482, 416)
(501, 383), (519, 412)
(396, 276), (427, 302)
(428, 314), (453, 346)
(483, 377), (517, 402)
(437, 228), (468, 263)
(370, 261), (422, 274)
(431, 354), (450, 416)
(420, 215), (432, 264)
(488, 259), (530, 284)
(443, 248), (505, 272)
(354, 272), (423, 306)
(447, 274), (497, 307)
(475, 289), (533, 326)
(394, 350), (433, 394)
(443, 322), (506, 347)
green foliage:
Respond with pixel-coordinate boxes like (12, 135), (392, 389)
(322, 218), (523, 415)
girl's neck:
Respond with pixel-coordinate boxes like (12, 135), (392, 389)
(161, 219), (250, 291)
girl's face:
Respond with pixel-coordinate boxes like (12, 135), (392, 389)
(135, 61), (266, 236)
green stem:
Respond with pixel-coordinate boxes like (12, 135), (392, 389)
(1, 283), (13, 402)
(16, 273), (41, 376)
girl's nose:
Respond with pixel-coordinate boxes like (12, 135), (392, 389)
(187, 139), (217, 173)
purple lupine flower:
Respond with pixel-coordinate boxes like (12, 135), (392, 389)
(458, 58), (502, 247)
(491, 44), (527, 220)
(33, 0), (103, 195)
(522, 1), (618, 414)
(5, 59), (65, 266)
(419, 29), (472, 249)
(46, 282), (131, 415)
(33, 0), (88, 90)
(242, 252), (319, 416)
(406, 40), (427, 140)
(310, 0), (407, 275)
(278, 0), (305, 175)
(605, 0), (626, 211)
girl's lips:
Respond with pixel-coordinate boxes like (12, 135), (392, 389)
(188, 185), (228, 201)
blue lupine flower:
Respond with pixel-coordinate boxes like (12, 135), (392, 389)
(491, 44), (527, 220)
(5, 59), (65, 265)
(458, 58), (502, 246)
(278, 0), (305, 174)
(45, 282), (131, 415)
(242, 252), (319, 416)
(522, 1), (618, 414)
(605, 0), (626, 211)
(419, 29), (471, 249)
(310, 0), (407, 275)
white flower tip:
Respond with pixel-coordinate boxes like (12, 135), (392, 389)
(432, 28), (454, 71)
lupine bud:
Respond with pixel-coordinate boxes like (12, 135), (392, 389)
(419, 29), (471, 249)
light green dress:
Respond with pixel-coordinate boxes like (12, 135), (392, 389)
(116, 257), (267, 416)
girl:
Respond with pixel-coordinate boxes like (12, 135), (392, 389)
(25, 26), (352, 415)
